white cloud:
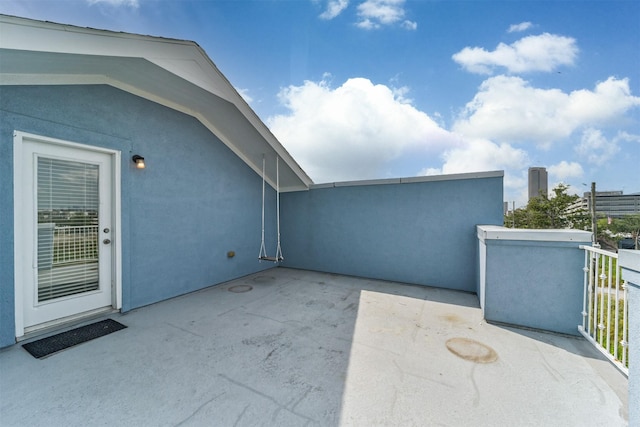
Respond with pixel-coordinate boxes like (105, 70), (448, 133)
(267, 69), (638, 205)
(617, 132), (640, 146)
(356, 0), (415, 30)
(548, 161), (584, 180)
(508, 22), (533, 33)
(418, 167), (443, 176)
(576, 128), (621, 165)
(453, 76), (640, 147)
(418, 138), (529, 204)
(319, 0), (350, 20)
(86, 0), (139, 7)
(438, 139), (527, 179)
(452, 33), (578, 74)
(355, 19), (376, 30)
(563, 78), (640, 123)
(236, 88), (254, 105)
(268, 77), (459, 183)
(401, 20), (418, 31)
(617, 132), (640, 143)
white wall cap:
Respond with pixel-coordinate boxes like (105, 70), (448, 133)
(477, 225), (593, 243)
(619, 250), (640, 288)
(311, 170), (504, 190)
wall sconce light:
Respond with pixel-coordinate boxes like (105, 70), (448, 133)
(132, 155), (145, 169)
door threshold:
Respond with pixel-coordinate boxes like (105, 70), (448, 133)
(18, 307), (118, 342)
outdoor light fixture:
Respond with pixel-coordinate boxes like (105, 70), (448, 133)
(132, 155), (145, 169)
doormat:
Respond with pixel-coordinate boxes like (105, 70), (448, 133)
(22, 319), (127, 359)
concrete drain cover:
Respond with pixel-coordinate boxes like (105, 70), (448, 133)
(446, 337), (498, 364)
(228, 285), (253, 293)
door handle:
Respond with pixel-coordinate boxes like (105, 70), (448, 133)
(103, 239), (111, 244)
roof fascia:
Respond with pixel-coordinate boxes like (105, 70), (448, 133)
(2, 70), (300, 190)
(0, 14), (313, 189)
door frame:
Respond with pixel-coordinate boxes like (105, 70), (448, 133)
(13, 131), (122, 338)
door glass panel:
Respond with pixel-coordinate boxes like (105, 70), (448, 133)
(37, 157), (99, 302)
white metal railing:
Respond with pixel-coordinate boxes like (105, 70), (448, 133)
(578, 245), (629, 376)
(53, 225), (99, 265)
(36, 225), (99, 302)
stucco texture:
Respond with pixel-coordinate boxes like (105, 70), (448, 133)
(483, 240), (585, 335)
(0, 84), (277, 347)
(280, 176), (504, 292)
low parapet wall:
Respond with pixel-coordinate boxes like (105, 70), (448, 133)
(477, 225), (592, 335)
(280, 172), (504, 293)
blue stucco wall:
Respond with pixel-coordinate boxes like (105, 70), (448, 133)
(280, 175), (504, 292)
(0, 84), (277, 347)
(481, 238), (587, 335)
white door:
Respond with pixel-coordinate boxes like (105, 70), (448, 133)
(19, 137), (115, 332)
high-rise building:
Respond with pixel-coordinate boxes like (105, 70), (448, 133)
(567, 191), (640, 219)
(528, 167), (548, 200)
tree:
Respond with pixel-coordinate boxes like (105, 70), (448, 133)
(504, 184), (590, 230)
(600, 214), (640, 250)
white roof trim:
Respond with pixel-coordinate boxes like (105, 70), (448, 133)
(0, 14), (313, 191)
(477, 225), (593, 243)
(310, 170), (504, 189)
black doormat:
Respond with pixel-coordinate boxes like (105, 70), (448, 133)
(22, 319), (127, 359)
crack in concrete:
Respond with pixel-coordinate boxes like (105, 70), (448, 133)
(243, 311), (304, 329)
(393, 358), (453, 389)
(390, 387), (398, 415)
(392, 358), (405, 382)
(218, 374), (316, 424)
(290, 385), (314, 412)
(174, 392), (225, 426)
(232, 404), (250, 427)
(470, 364), (480, 407)
(411, 302), (427, 342)
(535, 342), (564, 382)
(165, 322), (204, 338)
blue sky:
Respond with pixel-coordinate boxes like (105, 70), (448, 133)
(2, 0), (638, 205)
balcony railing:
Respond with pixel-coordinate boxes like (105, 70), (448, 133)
(53, 225), (99, 265)
(579, 245), (629, 375)
(37, 224), (99, 302)
(38, 224), (98, 268)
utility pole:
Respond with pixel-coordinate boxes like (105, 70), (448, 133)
(512, 201), (515, 228)
(591, 182), (598, 247)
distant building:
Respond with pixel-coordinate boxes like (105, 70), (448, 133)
(567, 191), (640, 218)
(528, 167), (548, 200)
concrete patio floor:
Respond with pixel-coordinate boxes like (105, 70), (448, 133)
(0, 268), (628, 426)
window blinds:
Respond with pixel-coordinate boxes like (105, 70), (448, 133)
(37, 157), (100, 302)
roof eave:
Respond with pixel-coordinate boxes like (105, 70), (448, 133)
(0, 14), (313, 191)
